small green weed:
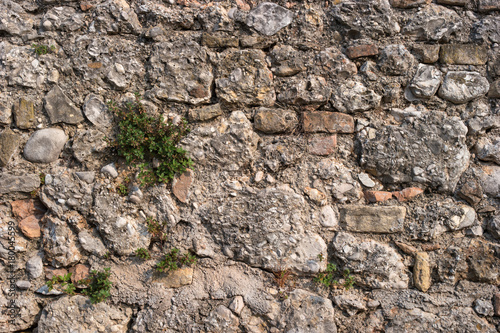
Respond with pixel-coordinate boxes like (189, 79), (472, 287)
(156, 248), (197, 273)
(46, 272), (76, 295)
(39, 173), (45, 185)
(343, 269), (355, 290)
(116, 183), (128, 196)
(110, 93), (193, 186)
(147, 217), (167, 243)
(135, 248), (151, 260)
(314, 263), (338, 288)
(31, 43), (55, 56)
(81, 268), (112, 304)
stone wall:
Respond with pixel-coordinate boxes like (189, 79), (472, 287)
(0, 0), (499, 332)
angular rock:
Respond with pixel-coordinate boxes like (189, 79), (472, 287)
(19, 215), (41, 238)
(0, 101), (12, 125)
(440, 44), (488, 65)
(334, 294), (367, 316)
(364, 190), (393, 203)
(319, 205), (338, 228)
(340, 205), (406, 233)
(202, 32), (239, 48)
(438, 71), (489, 104)
(0, 173), (40, 194)
(229, 296), (245, 315)
(188, 104), (222, 122)
(281, 289), (337, 332)
(413, 44), (440, 63)
(414, 252), (431, 292)
(0, 0), (34, 36)
(11, 199), (46, 220)
(24, 128), (67, 163)
(42, 216), (82, 267)
(172, 169), (194, 203)
(332, 81), (381, 113)
(254, 108), (298, 134)
(477, 165), (500, 198)
(75, 171), (95, 184)
(316, 47), (358, 78)
(38, 296), (132, 332)
(155, 267), (193, 288)
(308, 135), (337, 156)
(106, 63), (128, 90)
(245, 2), (293, 36)
(393, 187), (424, 202)
(83, 94), (113, 128)
(333, 232), (408, 289)
(13, 98), (35, 129)
(477, 139), (500, 165)
(277, 75), (330, 106)
(0, 128), (20, 167)
(92, 0), (142, 34)
(26, 252), (43, 279)
(378, 44), (415, 76)
(489, 80), (500, 98)
(216, 49), (275, 106)
(269, 44), (305, 77)
(101, 163), (118, 178)
(149, 40), (213, 105)
(407, 64), (443, 100)
(403, 4), (462, 41)
(360, 111), (469, 192)
(458, 180), (483, 206)
(437, 0), (467, 5)
(346, 44), (379, 59)
(68, 264), (89, 284)
(205, 305), (240, 331)
(44, 86), (84, 124)
(78, 230), (107, 256)
(358, 173), (376, 188)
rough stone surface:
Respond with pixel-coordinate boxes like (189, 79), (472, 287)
(18, 215), (41, 238)
(0, 128), (20, 167)
(341, 205), (406, 233)
(23, 128), (67, 163)
(83, 94), (113, 128)
(42, 216), (82, 267)
(13, 98), (35, 129)
(155, 267), (193, 288)
(254, 108), (298, 134)
(172, 169), (194, 203)
(439, 71), (490, 104)
(360, 111), (469, 192)
(0, 173), (40, 194)
(414, 252), (431, 292)
(245, 3), (293, 36)
(378, 45), (415, 76)
(308, 135), (337, 156)
(44, 86), (84, 124)
(440, 44), (488, 65)
(407, 64), (443, 100)
(332, 81), (382, 113)
(403, 4), (462, 41)
(303, 112), (354, 134)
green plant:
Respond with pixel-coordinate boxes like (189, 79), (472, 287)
(147, 217), (167, 243)
(135, 248), (151, 260)
(103, 251), (110, 259)
(46, 272), (76, 295)
(31, 43), (55, 56)
(81, 268), (112, 304)
(156, 248), (196, 273)
(343, 269), (355, 290)
(314, 263), (338, 288)
(39, 173), (45, 185)
(116, 183), (128, 196)
(111, 94), (193, 186)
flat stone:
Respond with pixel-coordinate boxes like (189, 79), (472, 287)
(229, 296), (245, 315)
(477, 165), (500, 198)
(16, 280), (31, 290)
(155, 267), (194, 288)
(407, 64), (443, 99)
(414, 252), (431, 292)
(308, 135), (337, 156)
(390, 0), (430, 8)
(26, 252), (43, 279)
(438, 71), (490, 104)
(0, 102), (12, 125)
(403, 4), (462, 41)
(364, 190), (393, 203)
(332, 81), (381, 113)
(78, 230), (107, 256)
(24, 128), (68, 163)
(101, 163), (118, 178)
(44, 85), (84, 124)
(0, 173), (40, 194)
(340, 205), (406, 233)
(440, 44), (488, 65)
(19, 215), (41, 238)
(172, 169), (193, 203)
(245, 2), (293, 36)
(437, 0), (467, 5)
(254, 108), (298, 134)
(413, 44), (440, 63)
(303, 112), (354, 133)
(392, 187), (424, 202)
(106, 63), (128, 90)
(0, 128), (21, 167)
(75, 171), (95, 184)
(36, 285), (64, 296)
(69, 264), (89, 284)
(188, 104), (222, 122)
(216, 49), (275, 106)
(202, 32), (239, 48)
(319, 205), (338, 228)
(488, 80), (500, 98)
(346, 44), (378, 59)
(478, 0), (500, 12)
(13, 98), (35, 129)
(83, 94), (113, 128)
(458, 181), (483, 206)
(358, 173), (376, 188)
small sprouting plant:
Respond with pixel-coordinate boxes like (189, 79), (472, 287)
(156, 248), (196, 273)
(314, 263), (338, 288)
(135, 248), (151, 260)
(30, 189), (39, 198)
(103, 251), (111, 259)
(110, 94), (193, 186)
(147, 217), (167, 243)
(116, 183), (128, 196)
(46, 272), (76, 295)
(343, 269), (355, 290)
(39, 173), (45, 185)
(81, 268), (112, 304)
(31, 43), (55, 56)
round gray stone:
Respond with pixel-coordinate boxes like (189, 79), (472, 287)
(24, 128), (67, 163)
(438, 71), (490, 104)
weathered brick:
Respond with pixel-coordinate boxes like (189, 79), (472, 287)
(340, 205), (406, 233)
(439, 44), (488, 65)
(308, 135), (337, 156)
(390, 0), (430, 8)
(437, 0), (467, 5)
(303, 111), (354, 134)
(364, 190), (393, 203)
(346, 44), (378, 59)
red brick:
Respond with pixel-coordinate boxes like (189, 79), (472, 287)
(393, 187), (424, 202)
(364, 191), (393, 203)
(19, 215), (41, 238)
(303, 112), (354, 134)
(346, 44), (379, 59)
